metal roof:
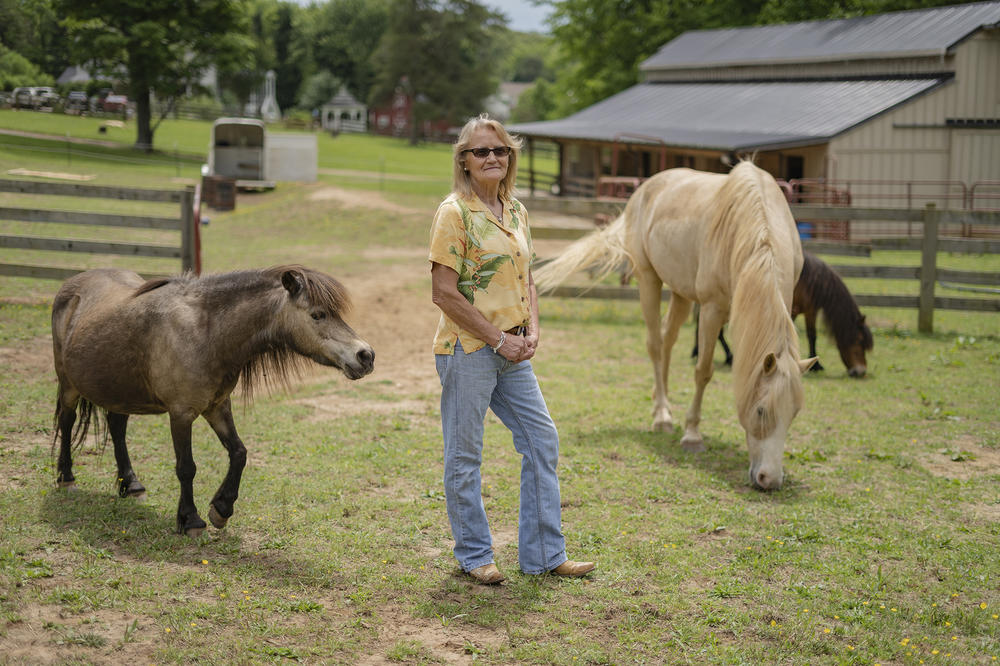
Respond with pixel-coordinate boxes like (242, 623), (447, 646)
(641, 1), (1000, 70)
(508, 79), (944, 151)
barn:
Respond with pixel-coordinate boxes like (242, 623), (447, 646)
(509, 1), (1000, 211)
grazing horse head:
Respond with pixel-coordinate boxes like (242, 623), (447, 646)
(737, 348), (816, 490)
(840, 315), (873, 378)
(270, 265), (375, 380)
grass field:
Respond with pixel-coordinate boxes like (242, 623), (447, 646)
(0, 119), (998, 664)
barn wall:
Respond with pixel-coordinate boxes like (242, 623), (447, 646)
(830, 30), (1000, 209)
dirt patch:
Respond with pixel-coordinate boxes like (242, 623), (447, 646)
(357, 602), (508, 665)
(307, 186), (423, 215)
(2, 605), (157, 665)
(919, 436), (1000, 481)
(0, 336), (53, 381)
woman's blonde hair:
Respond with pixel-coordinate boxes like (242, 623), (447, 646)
(452, 113), (523, 200)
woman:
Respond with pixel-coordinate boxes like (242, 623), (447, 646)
(429, 114), (595, 584)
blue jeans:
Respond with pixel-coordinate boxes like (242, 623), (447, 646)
(435, 341), (567, 575)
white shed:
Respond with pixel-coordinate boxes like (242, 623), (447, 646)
(208, 117), (317, 188)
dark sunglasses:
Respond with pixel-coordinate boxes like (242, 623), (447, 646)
(462, 146), (511, 158)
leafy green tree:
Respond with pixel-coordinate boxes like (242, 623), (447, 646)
(0, 45), (53, 89)
(0, 0), (71, 82)
(298, 70), (344, 111)
(271, 2), (303, 110)
(369, 0), (504, 143)
(299, 0), (389, 106)
(57, 0), (253, 151)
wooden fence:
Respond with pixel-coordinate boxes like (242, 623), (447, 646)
(529, 198), (1000, 334)
(0, 179), (199, 281)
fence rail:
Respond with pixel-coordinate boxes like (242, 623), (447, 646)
(0, 179), (198, 281)
(528, 200), (1000, 333)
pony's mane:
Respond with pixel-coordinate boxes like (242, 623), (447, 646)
(800, 253), (873, 352)
(712, 162), (802, 421)
(135, 265), (352, 403)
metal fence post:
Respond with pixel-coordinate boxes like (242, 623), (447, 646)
(180, 186), (196, 273)
(918, 203), (938, 333)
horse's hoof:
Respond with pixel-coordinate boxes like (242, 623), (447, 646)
(652, 419), (673, 432)
(208, 505), (228, 529)
(129, 491), (148, 502)
(57, 480), (78, 491)
(681, 434), (705, 452)
(177, 516), (207, 536)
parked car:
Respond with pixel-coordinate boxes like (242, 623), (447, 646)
(65, 90), (88, 113)
(100, 94), (129, 113)
(33, 86), (59, 108)
(12, 87), (36, 109)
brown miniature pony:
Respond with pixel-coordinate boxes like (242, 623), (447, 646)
(694, 252), (873, 377)
(51, 265), (375, 536)
(793, 252), (873, 378)
(537, 163), (816, 490)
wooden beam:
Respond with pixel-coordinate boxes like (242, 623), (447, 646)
(0, 263), (173, 281)
(0, 179), (185, 203)
(0, 234), (182, 258)
(0, 207), (181, 230)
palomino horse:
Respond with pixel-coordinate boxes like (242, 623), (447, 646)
(536, 163), (816, 490)
(694, 251), (874, 377)
(51, 265), (375, 535)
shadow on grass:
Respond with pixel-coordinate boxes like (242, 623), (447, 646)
(590, 426), (810, 502)
(38, 486), (343, 588)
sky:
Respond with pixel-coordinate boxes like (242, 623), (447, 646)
(487, 0), (552, 33)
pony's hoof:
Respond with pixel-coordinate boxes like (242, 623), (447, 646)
(57, 480), (78, 491)
(208, 505), (228, 529)
(129, 491), (148, 502)
(177, 516), (207, 537)
(652, 419), (673, 432)
(681, 434), (705, 452)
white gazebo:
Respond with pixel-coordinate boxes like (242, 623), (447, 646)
(321, 86), (367, 133)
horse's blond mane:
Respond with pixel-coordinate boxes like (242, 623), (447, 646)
(714, 163), (802, 421)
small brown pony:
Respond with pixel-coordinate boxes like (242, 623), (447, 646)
(51, 265), (375, 536)
(536, 163), (816, 490)
(695, 252), (874, 377)
(793, 252), (873, 377)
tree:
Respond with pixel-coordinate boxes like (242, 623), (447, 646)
(0, 45), (53, 89)
(299, 0), (389, 106)
(0, 0), (72, 81)
(57, 0), (253, 151)
(369, 0), (504, 143)
(298, 70), (344, 112)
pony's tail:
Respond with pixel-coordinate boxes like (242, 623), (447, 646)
(51, 396), (105, 454)
(534, 213), (631, 293)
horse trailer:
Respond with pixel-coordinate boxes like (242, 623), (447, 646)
(207, 117), (317, 190)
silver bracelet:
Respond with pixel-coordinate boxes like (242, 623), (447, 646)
(491, 331), (506, 353)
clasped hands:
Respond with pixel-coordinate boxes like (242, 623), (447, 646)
(496, 330), (537, 363)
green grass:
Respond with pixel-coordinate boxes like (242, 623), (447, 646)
(0, 118), (997, 664)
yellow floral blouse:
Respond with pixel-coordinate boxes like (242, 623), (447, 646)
(429, 192), (535, 354)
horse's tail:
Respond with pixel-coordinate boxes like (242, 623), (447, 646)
(51, 395), (104, 454)
(534, 213), (631, 293)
